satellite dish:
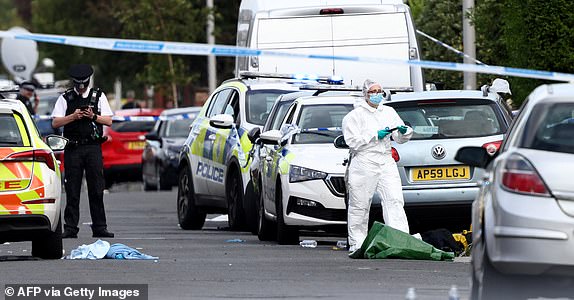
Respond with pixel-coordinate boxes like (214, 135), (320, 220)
(1, 27), (39, 81)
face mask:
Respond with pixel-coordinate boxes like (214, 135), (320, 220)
(369, 93), (383, 105)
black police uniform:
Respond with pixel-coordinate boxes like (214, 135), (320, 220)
(61, 64), (113, 238)
(16, 81), (36, 116)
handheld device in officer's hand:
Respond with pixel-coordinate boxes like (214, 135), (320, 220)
(79, 105), (91, 111)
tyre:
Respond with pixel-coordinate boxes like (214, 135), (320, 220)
(32, 216), (63, 259)
(158, 168), (171, 191)
(275, 180), (299, 245)
(257, 178), (276, 241)
(143, 175), (157, 191)
(243, 180), (258, 234)
(177, 166), (206, 230)
(226, 170), (246, 230)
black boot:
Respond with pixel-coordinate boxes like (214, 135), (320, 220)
(92, 229), (114, 238)
(62, 230), (78, 239)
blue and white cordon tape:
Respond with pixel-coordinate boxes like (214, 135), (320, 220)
(1, 30), (573, 83)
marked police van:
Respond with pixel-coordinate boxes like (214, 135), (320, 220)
(236, 0), (424, 91)
(177, 72), (342, 230)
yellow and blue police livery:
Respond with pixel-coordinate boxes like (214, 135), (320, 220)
(0, 95), (68, 259)
(255, 95), (357, 244)
(177, 74), (306, 230)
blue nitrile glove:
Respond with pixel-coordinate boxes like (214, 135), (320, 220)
(397, 125), (409, 134)
(377, 129), (391, 139)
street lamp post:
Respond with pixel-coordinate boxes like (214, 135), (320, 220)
(463, 0), (476, 90)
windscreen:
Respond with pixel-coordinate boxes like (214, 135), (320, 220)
(0, 114), (24, 146)
(111, 121), (156, 133)
(163, 118), (195, 138)
(293, 104), (353, 144)
(246, 90), (291, 126)
(389, 100), (504, 140)
(521, 102), (574, 154)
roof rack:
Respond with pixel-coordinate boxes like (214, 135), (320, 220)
(238, 71), (344, 85)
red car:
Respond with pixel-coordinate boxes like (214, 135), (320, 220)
(102, 108), (163, 188)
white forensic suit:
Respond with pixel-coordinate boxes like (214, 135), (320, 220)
(342, 101), (413, 251)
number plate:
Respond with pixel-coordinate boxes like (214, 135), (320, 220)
(127, 141), (146, 150)
(411, 165), (471, 181)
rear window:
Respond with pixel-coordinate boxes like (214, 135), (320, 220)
(163, 119), (195, 138)
(293, 104), (353, 144)
(111, 121), (156, 133)
(388, 100), (504, 140)
(246, 90), (290, 126)
(521, 102), (574, 154)
(0, 114), (24, 146)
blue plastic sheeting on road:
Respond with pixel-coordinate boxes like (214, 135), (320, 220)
(64, 239), (110, 260)
(105, 243), (158, 260)
(63, 240), (158, 260)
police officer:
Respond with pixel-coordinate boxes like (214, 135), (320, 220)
(51, 64), (114, 238)
(16, 81), (38, 116)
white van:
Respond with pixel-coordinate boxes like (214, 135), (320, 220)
(236, 0), (424, 91)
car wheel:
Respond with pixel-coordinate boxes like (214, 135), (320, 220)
(243, 180), (258, 234)
(257, 178), (276, 241)
(275, 180), (299, 245)
(473, 232), (513, 300)
(226, 170), (246, 230)
(143, 174), (157, 191)
(32, 216), (63, 259)
(158, 167), (171, 191)
(177, 166), (206, 230)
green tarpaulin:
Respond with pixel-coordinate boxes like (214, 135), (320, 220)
(349, 222), (455, 261)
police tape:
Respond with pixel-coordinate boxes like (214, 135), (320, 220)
(33, 113), (198, 121)
(1, 30), (574, 82)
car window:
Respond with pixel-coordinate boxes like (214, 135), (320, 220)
(111, 121), (156, 133)
(246, 90), (290, 126)
(389, 100), (505, 140)
(224, 90), (241, 124)
(293, 104), (353, 144)
(0, 114), (24, 146)
(269, 100), (295, 131)
(521, 102), (574, 154)
(163, 118), (195, 138)
(207, 89), (233, 118)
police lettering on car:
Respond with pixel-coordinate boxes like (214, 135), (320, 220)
(51, 64), (115, 239)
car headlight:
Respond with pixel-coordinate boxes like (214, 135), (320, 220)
(289, 165), (327, 183)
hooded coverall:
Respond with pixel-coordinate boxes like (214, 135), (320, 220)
(342, 100), (413, 251)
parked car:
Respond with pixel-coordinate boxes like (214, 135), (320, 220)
(456, 84), (574, 299)
(102, 108), (163, 188)
(34, 88), (65, 137)
(142, 107), (201, 191)
(0, 96), (68, 259)
(254, 94), (357, 244)
(177, 73), (330, 231)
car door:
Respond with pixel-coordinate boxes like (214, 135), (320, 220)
(142, 120), (163, 182)
(261, 102), (298, 216)
(190, 89), (232, 198)
(205, 88), (240, 199)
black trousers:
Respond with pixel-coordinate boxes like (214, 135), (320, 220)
(63, 144), (108, 233)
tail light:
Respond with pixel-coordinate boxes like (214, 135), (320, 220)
(320, 8), (344, 15)
(482, 140), (502, 156)
(6, 149), (56, 171)
(391, 147), (400, 162)
(501, 154), (549, 196)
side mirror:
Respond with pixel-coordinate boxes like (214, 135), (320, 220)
(333, 135), (349, 149)
(145, 131), (160, 141)
(259, 130), (282, 145)
(45, 135), (69, 151)
(247, 127), (261, 144)
(455, 146), (494, 169)
(210, 114), (234, 129)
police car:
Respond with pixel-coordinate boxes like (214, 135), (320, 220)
(253, 91), (360, 244)
(177, 73), (338, 230)
(0, 94), (68, 259)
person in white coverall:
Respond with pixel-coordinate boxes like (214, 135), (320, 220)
(342, 79), (413, 253)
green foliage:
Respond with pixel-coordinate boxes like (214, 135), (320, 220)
(406, 0), (425, 20)
(415, 0), (464, 90)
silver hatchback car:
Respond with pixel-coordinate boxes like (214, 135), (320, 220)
(380, 90), (513, 231)
(457, 84), (574, 299)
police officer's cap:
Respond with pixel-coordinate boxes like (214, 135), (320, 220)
(68, 64), (94, 84)
(20, 81), (36, 91)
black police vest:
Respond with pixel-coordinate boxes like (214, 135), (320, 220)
(16, 94), (35, 116)
(63, 88), (103, 141)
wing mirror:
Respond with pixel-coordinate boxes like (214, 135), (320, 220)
(210, 114), (234, 129)
(45, 135), (69, 151)
(259, 130), (282, 145)
(247, 127), (261, 144)
(455, 146), (495, 169)
(333, 135), (349, 149)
